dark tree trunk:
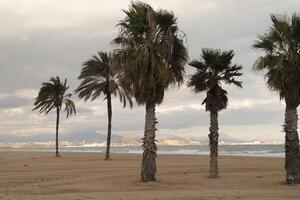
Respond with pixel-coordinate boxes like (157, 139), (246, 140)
(55, 107), (60, 157)
(284, 103), (300, 184)
(141, 102), (157, 182)
(105, 93), (112, 160)
(209, 111), (219, 178)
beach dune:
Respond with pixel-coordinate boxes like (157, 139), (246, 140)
(0, 152), (299, 200)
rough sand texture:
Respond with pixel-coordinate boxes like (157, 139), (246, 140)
(0, 152), (299, 200)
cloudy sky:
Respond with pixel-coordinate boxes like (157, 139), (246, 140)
(1, 0), (299, 142)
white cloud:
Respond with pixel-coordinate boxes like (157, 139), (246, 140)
(15, 88), (38, 99)
(157, 104), (203, 113)
(228, 98), (284, 110)
(157, 97), (283, 114)
(0, 107), (24, 118)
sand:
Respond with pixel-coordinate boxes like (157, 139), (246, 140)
(0, 152), (299, 200)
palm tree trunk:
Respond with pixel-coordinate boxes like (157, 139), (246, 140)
(209, 111), (219, 178)
(55, 107), (60, 157)
(141, 102), (157, 182)
(105, 93), (112, 160)
(284, 103), (300, 184)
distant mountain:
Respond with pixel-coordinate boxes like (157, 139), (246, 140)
(195, 133), (247, 145)
(112, 133), (248, 146)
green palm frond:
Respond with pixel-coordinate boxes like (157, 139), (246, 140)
(33, 76), (76, 118)
(253, 13), (300, 104)
(75, 51), (132, 108)
(64, 98), (76, 118)
(113, 2), (188, 105)
(188, 48), (243, 112)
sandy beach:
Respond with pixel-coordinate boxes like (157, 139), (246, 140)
(0, 152), (299, 200)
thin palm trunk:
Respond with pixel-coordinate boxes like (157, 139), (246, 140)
(141, 102), (157, 182)
(284, 103), (300, 184)
(55, 107), (60, 157)
(209, 111), (219, 178)
(105, 93), (112, 160)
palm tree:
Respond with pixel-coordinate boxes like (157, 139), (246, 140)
(33, 76), (76, 157)
(113, 2), (188, 181)
(253, 14), (300, 184)
(188, 48), (242, 178)
(75, 51), (132, 160)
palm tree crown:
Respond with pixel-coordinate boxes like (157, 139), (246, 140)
(113, 1), (188, 105)
(253, 14), (300, 105)
(75, 51), (132, 107)
(33, 76), (76, 117)
(188, 48), (242, 112)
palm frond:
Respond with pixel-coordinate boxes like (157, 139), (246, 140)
(253, 13), (300, 103)
(33, 76), (76, 118)
(64, 98), (76, 118)
(188, 48), (242, 112)
(112, 2), (188, 105)
(76, 51), (133, 108)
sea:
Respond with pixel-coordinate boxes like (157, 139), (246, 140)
(0, 144), (284, 157)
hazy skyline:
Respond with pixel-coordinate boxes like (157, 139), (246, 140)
(1, 0), (299, 142)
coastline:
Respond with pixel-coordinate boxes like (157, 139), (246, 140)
(0, 144), (285, 157)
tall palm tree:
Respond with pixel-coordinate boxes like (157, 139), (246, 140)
(253, 14), (300, 184)
(188, 48), (242, 178)
(113, 2), (188, 181)
(75, 51), (132, 160)
(33, 76), (76, 157)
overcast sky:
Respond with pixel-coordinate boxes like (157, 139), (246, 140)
(0, 0), (299, 142)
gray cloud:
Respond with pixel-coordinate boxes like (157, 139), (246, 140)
(0, 96), (31, 108)
(1, 0), (299, 141)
